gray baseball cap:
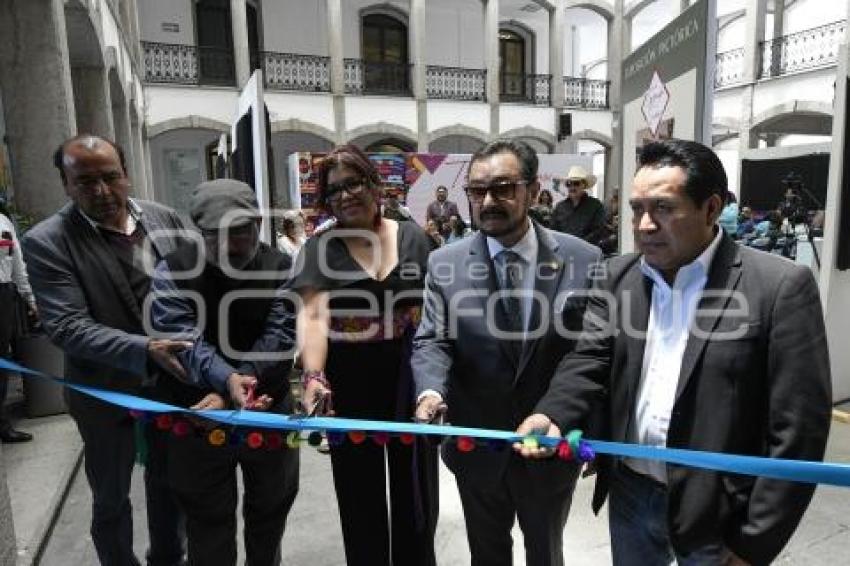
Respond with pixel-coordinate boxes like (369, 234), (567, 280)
(190, 179), (260, 231)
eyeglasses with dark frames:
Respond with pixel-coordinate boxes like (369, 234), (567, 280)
(325, 177), (368, 204)
(73, 172), (128, 193)
(463, 179), (529, 203)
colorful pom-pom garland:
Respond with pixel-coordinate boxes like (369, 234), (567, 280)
(127, 411), (595, 462)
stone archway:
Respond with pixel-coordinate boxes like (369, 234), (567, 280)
(347, 123), (418, 152)
(501, 126), (557, 153)
(750, 100), (833, 139)
(429, 124), (488, 153)
(565, 0), (614, 21)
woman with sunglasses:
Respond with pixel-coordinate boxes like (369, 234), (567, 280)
(288, 145), (438, 566)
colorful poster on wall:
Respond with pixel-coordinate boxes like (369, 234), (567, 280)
(287, 152), (594, 233)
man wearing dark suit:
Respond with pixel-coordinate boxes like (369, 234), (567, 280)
(425, 185), (460, 235)
(517, 139), (832, 566)
(412, 140), (601, 566)
(23, 135), (187, 566)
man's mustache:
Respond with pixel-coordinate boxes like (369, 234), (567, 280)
(480, 207), (508, 218)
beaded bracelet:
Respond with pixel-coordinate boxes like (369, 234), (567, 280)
(302, 369), (330, 389)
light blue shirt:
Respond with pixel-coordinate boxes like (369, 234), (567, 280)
(486, 222), (539, 333)
(627, 227), (723, 482)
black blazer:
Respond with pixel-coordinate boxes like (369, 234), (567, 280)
(536, 234), (832, 565)
(23, 200), (186, 424)
(412, 223), (601, 493)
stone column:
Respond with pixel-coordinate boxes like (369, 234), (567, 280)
(549, 0), (565, 109)
(71, 67), (115, 138)
(738, 0), (767, 162)
(769, 0), (785, 75)
(772, 0), (785, 39)
(0, 0), (77, 220)
(484, 0), (500, 139)
(131, 116), (149, 200)
(109, 82), (135, 179)
(411, 0), (428, 151)
(623, 15), (632, 55)
(230, 0), (251, 87)
(326, 0), (346, 144)
(144, 134), (156, 201)
(606, 0), (625, 202)
(129, 0), (143, 64)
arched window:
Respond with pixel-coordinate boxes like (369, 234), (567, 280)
(500, 29), (526, 100)
(195, 0), (261, 85)
(362, 13), (409, 94)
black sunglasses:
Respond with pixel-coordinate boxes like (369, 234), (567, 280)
(325, 177), (367, 203)
(464, 180), (529, 203)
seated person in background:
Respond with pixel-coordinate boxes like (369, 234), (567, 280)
(528, 188), (554, 227)
(383, 193), (412, 222)
(736, 206), (756, 239)
(276, 213), (306, 259)
(718, 192), (738, 236)
(149, 180), (299, 566)
(425, 218), (445, 249)
(445, 214), (471, 244)
(749, 210), (784, 251)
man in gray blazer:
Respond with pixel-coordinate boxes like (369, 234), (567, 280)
(23, 135), (188, 566)
(412, 140), (601, 566)
(517, 139), (831, 566)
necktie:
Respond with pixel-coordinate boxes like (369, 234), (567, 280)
(497, 250), (524, 360)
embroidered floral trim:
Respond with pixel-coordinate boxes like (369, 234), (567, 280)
(328, 306), (422, 343)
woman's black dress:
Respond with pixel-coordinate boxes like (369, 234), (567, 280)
(289, 220), (438, 566)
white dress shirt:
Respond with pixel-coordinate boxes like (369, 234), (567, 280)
(626, 228), (723, 483)
(486, 222), (539, 333)
(0, 212), (35, 307)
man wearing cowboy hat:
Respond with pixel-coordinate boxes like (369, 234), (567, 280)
(551, 165), (607, 245)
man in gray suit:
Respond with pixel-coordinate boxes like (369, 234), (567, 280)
(412, 140), (601, 566)
(517, 139), (831, 566)
(23, 135), (187, 565)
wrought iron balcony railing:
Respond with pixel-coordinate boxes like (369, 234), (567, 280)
(344, 59), (411, 95)
(142, 42), (238, 86)
(263, 52), (331, 92)
(501, 73), (551, 106)
(760, 19), (846, 79)
(142, 41), (199, 85)
(715, 47), (745, 88)
(426, 66), (486, 101)
(563, 77), (610, 109)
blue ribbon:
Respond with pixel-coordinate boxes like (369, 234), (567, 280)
(4, 356), (850, 487)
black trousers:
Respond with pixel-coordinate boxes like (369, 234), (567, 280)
(455, 457), (580, 566)
(327, 339), (439, 566)
(168, 429), (299, 566)
(329, 437), (439, 566)
(70, 393), (186, 566)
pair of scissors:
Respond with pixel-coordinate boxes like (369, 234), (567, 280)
(306, 390), (332, 417)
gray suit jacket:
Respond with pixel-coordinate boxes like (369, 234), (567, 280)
(536, 234), (832, 565)
(23, 200), (185, 423)
(412, 222), (601, 491)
